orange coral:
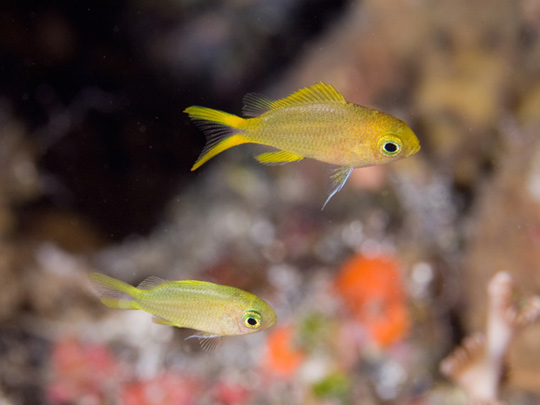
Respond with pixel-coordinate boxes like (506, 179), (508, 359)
(263, 325), (306, 378)
(334, 254), (410, 346)
(211, 380), (251, 405)
(120, 373), (201, 405)
(47, 337), (122, 403)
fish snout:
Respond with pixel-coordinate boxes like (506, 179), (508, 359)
(263, 308), (278, 330)
(409, 141), (421, 155)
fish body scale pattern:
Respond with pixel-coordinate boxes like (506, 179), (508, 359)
(245, 103), (378, 167)
(136, 283), (243, 335)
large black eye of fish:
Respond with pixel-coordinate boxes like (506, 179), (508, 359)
(243, 310), (262, 329)
(379, 138), (402, 157)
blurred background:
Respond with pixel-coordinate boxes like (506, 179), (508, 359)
(1, 0), (540, 403)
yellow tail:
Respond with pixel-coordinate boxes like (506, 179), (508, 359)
(184, 106), (251, 170)
(89, 273), (141, 310)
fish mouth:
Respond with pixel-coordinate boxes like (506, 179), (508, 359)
(266, 312), (278, 329)
(411, 142), (421, 155)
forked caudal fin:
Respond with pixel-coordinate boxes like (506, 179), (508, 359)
(184, 106), (251, 171)
(89, 273), (140, 310)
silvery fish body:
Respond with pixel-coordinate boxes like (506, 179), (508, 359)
(89, 273), (277, 338)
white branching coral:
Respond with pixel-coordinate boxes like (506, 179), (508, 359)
(440, 272), (540, 404)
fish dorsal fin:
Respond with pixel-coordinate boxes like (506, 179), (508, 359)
(242, 83), (346, 117)
(272, 83), (346, 109)
(137, 276), (166, 290)
(242, 93), (274, 117)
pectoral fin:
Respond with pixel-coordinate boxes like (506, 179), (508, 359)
(255, 150), (304, 165)
(322, 167), (353, 209)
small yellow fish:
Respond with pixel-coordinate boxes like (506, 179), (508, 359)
(89, 273), (277, 343)
(185, 83), (420, 207)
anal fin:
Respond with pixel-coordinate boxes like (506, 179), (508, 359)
(255, 150), (304, 165)
(100, 298), (139, 310)
(152, 316), (176, 326)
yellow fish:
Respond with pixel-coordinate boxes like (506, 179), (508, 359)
(89, 273), (277, 346)
(185, 83), (420, 207)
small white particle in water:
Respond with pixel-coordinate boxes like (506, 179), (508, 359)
(299, 356), (330, 383)
(13, 160), (37, 186)
(375, 360), (406, 400)
(412, 262), (433, 285)
(267, 264), (301, 292)
(527, 149), (540, 202)
(250, 219), (275, 245)
(341, 220), (363, 248)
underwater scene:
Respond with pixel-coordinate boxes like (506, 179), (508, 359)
(1, 0), (540, 404)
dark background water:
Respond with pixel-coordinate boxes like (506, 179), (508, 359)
(1, 0), (540, 404)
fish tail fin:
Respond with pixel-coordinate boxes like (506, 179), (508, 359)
(184, 106), (251, 171)
(89, 273), (140, 310)
(184, 106), (244, 128)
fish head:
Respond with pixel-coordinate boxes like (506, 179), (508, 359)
(374, 119), (420, 162)
(237, 298), (277, 335)
(351, 115), (420, 167)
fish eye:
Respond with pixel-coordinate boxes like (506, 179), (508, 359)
(242, 311), (262, 329)
(379, 137), (402, 157)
